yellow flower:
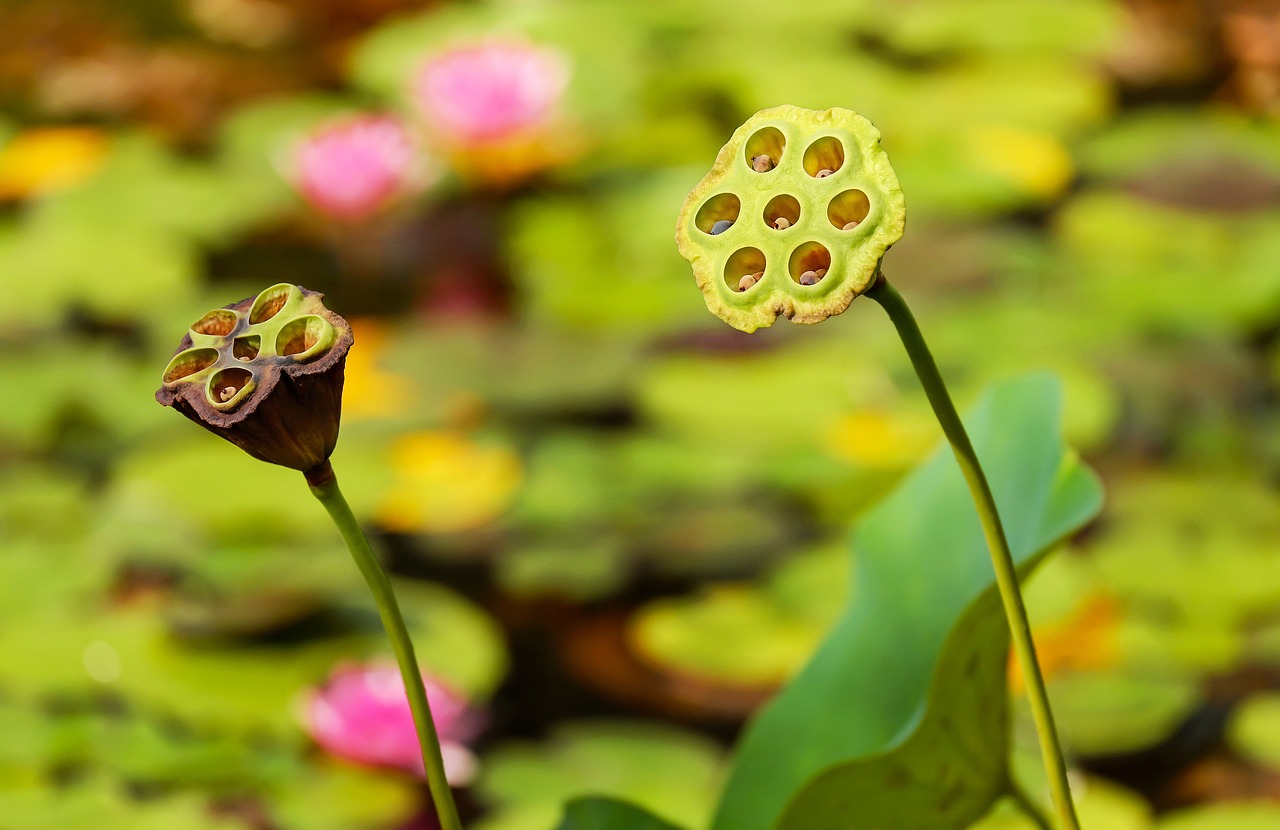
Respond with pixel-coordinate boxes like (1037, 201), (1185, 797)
(377, 431), (522, 534)
(965, 124), (1074, 201)
(340, 320), (412, 420)
(825, 409), (938, 469)
(0, 127), (108, 200)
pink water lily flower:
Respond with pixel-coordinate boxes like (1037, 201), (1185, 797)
(290, 115), (422, 221)
(304, 662), (482, 784)
(412, 38), (571, 146)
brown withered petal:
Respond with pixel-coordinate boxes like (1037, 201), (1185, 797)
(156, 284), (354, 475)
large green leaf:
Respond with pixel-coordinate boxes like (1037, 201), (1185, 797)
(712, 375), (1103, 830)
(555, 798), (687, 830)
(474, 720), (723, 830)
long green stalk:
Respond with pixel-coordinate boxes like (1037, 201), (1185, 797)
(866, 276), (1079, 830)
(307, 461), (464, 830)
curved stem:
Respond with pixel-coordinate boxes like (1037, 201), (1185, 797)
(866, 276), (1079, 830)
(307, 461), (464, 830)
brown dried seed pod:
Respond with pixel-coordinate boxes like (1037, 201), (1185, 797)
(156, 286), (354, 474)
(752, 154), (775, 173)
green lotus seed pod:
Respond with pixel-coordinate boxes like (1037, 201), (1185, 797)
(156, 284), (353, 474)
(676, 105), (906, 332)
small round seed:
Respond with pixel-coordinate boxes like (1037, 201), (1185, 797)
(738, 273), (761, 292)
(814, 268), (827, 278)
(218, 386), (237, 402)
(752, 154), (775, 173)
(816, 168), (834, 178)
(799, 270), (819, 286)
(773, 217), (790, 230)
(710, 219), (734, 235)
(842, 221), (859, 230)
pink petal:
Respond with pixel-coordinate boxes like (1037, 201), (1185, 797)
(413, 38), (570, 145)
(291, 115), (419, 220)
(304, 662), (481, 783)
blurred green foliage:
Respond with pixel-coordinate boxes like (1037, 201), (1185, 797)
(2, 0), (1279, 826)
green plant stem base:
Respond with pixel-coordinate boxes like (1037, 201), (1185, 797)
(867, 276), (1080, 830)
(308, 461), (464, 830)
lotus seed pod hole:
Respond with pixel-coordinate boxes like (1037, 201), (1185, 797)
(745, 127), (785, 173)
(829, 189), (871, 230)
(724, 247), (766, 292)
(249, 284), (293, 324)
(764, 194), (801, 230)
(695, 192), (741, 234)
(191, 309), (238, 337)
(233, 335), (261, 362)
(803, 136), (845, 178)
(789, 241), (831, 286)
(207, 367), (252, 405)
(277, 315), (334, 359)
(163, 348), (218, 384)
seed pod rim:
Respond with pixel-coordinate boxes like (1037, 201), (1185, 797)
(676, 105), (906, 332)
(156, 285), (354, 472)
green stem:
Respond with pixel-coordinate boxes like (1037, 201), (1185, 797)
(866, 276), (1079, 830)
(307, 461), (464, 830)
(1010, 783), (1054, 830)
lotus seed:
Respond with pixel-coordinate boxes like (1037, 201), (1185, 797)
(218, 386), (237, 402)
(738, 272), (762, 291)
(842, 221), (859, 230)
(710, 219), (734, 235)
(773, 217), (791, 230)
(815, 268), (827, 278)
(799, 270), (821, 286)
(752, 154), (775, 173)
(816, 168), (834, 178)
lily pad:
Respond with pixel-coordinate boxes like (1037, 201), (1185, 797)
(629, 585), (825, 687)
(627, 545), (849, 686)
(1088, 472), (1280, 628)
(497, 540), (630, 601)
(861, 0), (1119, 60)
(1080, 109), (1280, 192)
(474, 720), (724, 830)
(35, 132), (285, 245)
(1227, 692), (1280, 769)
(638, 338), (898, 454)
(0, 579), (505, 735)
(268, 760), (423, 830)
(1055, 190), (1280, 335)
(0, 776), (248, 830)
(1044, 672), (1198, 758)
(505, 172), (714, 334)
(1156, 803), (1280, 830)
(0, 212), (199, 332)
